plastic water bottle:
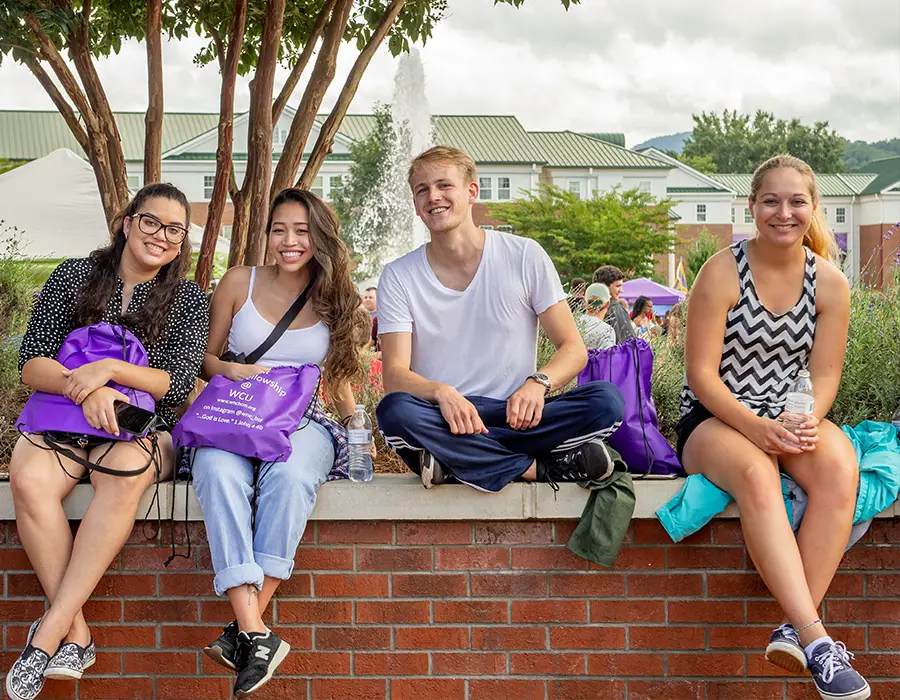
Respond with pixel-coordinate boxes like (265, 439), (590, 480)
(782, 369), (815, 433)
(347, 404), (374, 482)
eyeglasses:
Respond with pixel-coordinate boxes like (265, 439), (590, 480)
(134, 213), (188, 244)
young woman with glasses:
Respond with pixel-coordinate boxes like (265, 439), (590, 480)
(6, 183), (210, 700)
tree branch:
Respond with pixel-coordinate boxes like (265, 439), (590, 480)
(22, 54), (90, 155)
(144, 0), (164, 184)
(197, 0), (248, 290)
(269, 0), (352, 198)
(299, 0), (409, 188)
(239, 0), (288, 266)
(201, 17), (226, 72)
(271, 0), (336, 124)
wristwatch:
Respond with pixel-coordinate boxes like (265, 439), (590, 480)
(529, 372), (552, 395)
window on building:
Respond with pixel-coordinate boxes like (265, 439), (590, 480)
(311, 176), (323, 198)
(696, 204), (707, 223)
(731, 208), (736, 224)
(481, 225), (495, 230)
(568, 181), (582, 199)
(479, 177), (492, 200)
(272, 127), (288, 146)
(497, 177), (511, 200)
(203, 175), (215, 200)
(638, 180), (652, 194)
(498, 225), (514, 233)
(836, 207), (846, 224)
(744, 207), (753, 224)
(127, 174), (143, 190)
(329, 175), (344, 200)
(222, 225), (233, 239)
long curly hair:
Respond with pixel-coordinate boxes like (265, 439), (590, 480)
(73, 183), (192, 344)
(266, 188), (370, 390)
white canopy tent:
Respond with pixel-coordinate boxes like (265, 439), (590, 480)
(0, 149), (227, 258)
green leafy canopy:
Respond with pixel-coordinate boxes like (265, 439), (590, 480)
(489, 184), (676, 280)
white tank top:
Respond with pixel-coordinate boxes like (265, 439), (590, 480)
(227, 267), (330, 369)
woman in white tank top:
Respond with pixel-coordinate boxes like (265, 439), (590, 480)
(191, 189), (371, 696)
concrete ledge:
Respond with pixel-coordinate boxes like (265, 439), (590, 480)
(1, 477), (898, 522)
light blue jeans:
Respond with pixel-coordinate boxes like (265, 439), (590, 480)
(192, 420), (335, 596)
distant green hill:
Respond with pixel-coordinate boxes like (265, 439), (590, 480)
(635, 131), (900, 172)
(843, 138), (900, 171)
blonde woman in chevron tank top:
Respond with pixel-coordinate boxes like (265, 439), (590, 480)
(679, 156), (869, 700)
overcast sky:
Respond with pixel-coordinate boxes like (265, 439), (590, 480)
(1, 0), (898, 145)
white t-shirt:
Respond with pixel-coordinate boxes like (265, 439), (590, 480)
(378, 230), (566, 400)
(580, 314), (616, 349)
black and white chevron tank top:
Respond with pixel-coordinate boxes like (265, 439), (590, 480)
(680, 239), (817, 420)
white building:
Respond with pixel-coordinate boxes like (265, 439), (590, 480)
(2, 109), (898, 284)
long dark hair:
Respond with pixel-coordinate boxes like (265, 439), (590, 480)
(73, 183), (192, 343)
(266, 188), (370, 390)
(630, 295), (651, 320)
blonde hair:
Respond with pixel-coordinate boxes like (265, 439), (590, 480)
(749, 154), (839, 262)
(408, 146), (477, 188)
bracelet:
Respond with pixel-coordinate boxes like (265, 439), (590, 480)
(795, 618), (821, 634)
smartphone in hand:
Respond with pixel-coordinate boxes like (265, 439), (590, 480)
(113, 401), (158, 436)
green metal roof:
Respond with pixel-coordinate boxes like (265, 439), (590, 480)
(527, 131), (668, 169)
(0, 110), (218, 161)
(339, 114), (548, 164)
(711, 172), (878, 197)
(855, 156), (900, 195)
(580, 132), (626, 148)
(666, 186), (727, 193)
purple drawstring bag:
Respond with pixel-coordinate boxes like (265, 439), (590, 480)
(16, 323), (156, 441)
(172, 364), (321, 462)
(578, 338), (684, 478)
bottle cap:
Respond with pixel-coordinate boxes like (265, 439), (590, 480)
(355, 404), (366, 411)
(798, 369), (810, 377)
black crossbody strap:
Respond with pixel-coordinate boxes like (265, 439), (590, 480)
(245, 274), (317, 365)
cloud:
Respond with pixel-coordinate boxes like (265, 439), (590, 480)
(0, 0), (896, 145)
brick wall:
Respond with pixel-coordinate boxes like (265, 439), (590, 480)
(1, 518), (898, 700)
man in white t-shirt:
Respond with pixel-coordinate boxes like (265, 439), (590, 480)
(376, 146), (624, 492)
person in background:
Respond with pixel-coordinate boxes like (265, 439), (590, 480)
(362, 286), (378, 350)
(566, 277), (587, 315)
(579, 283), (616, 350)
(630, 296), (655, 337)
(592, 265), (634, 344)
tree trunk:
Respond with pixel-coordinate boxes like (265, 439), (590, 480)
(195, 0), (248, 291)
(269, 0), (353, 200)
(22, 56), (90, 156)
(24, 15), (122, 222)
(70, 7), (130, 211)
(299, 0), (409, 188)
(241, 0), (288, 266)
(144, 0), (164, 185)
(228, 187), (249, 269)
(271, 0), (336, 124)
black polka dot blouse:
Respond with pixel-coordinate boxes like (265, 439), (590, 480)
(18, 258), (210, 429)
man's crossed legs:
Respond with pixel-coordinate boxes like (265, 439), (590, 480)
(376, 381), (624, 492)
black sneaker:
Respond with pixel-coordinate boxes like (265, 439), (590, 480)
(536, 439), (615, 487)
(765, 623), (807, 673)
(204, 620), (239, 670)
(5, 644), (52, 700)
(233, 629), (290, 698)
(419, 451), (447, 489)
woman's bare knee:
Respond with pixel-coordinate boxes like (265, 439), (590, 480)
(731, 460), (783, 512)
(9, 438), (81, 505)
(803, 454), (858, 508)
